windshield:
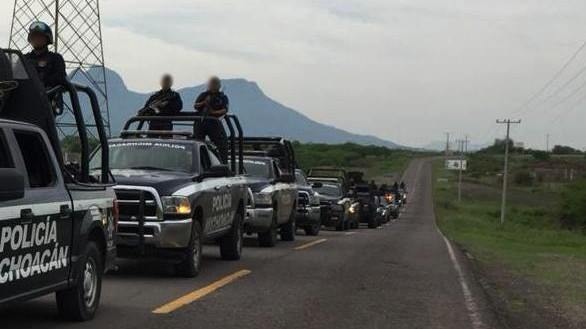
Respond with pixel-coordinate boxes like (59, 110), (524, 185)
(315, 183), (342, 197)
(90, 141), (194, 173)
(244, 159), (270, 178)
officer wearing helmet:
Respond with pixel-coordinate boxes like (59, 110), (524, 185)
(24, 22), (67, 90)
(193, 76), (230, 163)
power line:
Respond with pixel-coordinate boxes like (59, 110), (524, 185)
(512, 41), (586, 116)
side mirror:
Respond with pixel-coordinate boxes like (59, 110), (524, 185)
(0, 169), (25, 202)
(312, 182), (323, 188)
(199, 165), (232, 180)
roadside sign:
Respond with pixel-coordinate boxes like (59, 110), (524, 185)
(445, 160), (467, 171)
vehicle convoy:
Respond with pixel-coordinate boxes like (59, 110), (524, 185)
(294, 169), (322, 236)
(91, 113), (248, 277)
(241, 137), (297, 247)
(0, 49), (116, 321)
(308, 177), (358, 231)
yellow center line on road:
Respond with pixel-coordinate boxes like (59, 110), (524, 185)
(294, 238), (327, 250)
(152, 269), (252, 314)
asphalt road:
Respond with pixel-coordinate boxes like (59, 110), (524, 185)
(0, 159), (498, 329)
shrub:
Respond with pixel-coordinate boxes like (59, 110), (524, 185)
(514, 170), (534, 186)
(532, 150), (550, 161)
(558, 180), (586, 231)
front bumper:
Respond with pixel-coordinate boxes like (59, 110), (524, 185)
(245, 207), (273, 233)
(115, 218), (193, 250)
(321, 204), (345, 227)
(296, 205), (321, 226)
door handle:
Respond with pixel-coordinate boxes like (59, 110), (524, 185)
(60, 205), (72, 219)
(20, 208), (34, 224)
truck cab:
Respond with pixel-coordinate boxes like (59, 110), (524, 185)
(0, 49), (116, 321)
(93, 113), (249, 277)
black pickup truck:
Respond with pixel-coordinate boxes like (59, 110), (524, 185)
(241, 138), (297, 246)
(294, 169), (322, 236)
(0, 49), (116, 321)
(91, 114), (249, 277)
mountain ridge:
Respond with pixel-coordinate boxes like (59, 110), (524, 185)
(88, 68), (403, 149)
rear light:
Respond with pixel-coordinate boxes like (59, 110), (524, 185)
(112, 199), (119, 232)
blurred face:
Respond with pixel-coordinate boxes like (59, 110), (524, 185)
(207, 78), (221, 92)
(161, 76), (173, 90)
(29, 33), (48, 49)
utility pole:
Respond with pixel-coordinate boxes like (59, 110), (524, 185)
(445, 132), (451, 157)
(457, 139), (464, 202)
(496, 119), (521, 225)
(546, 133), (550, 153)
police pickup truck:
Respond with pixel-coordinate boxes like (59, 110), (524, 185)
(241, 138), (297, 247)
(92, 114), (248, 277)
(0, 49), (116, 321)
(294, 169), (322, 236)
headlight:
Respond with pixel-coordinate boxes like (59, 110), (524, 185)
(254, 193), (273, 206)
(162, 196), (192, 215)
(349, 204), (357, 214)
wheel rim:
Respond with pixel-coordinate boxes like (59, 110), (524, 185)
(83, 257), (98, 308)
(193, 230), (201, 267)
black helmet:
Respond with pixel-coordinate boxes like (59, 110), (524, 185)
(28, 21), (54, 45)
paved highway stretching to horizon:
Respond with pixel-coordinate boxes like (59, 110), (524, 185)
(0, 159), (500, 329)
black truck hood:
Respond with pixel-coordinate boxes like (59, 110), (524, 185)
(112, 169), (194, 196)
(318, 194), (342, 203)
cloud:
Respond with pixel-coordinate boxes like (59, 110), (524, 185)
(2, 0), (586, 148)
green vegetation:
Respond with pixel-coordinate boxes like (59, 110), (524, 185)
(293, 142), (419, 181)
(433, 158), (586, 327)
(61, 135), (100, 155)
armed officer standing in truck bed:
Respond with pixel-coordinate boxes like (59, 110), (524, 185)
(139, 74), (183, 131)
(193, 76), (229, 163)
(24, 22), (67, 113)
(24, 22), (66, 90)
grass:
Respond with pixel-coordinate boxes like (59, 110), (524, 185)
(432, 159), (586, 327)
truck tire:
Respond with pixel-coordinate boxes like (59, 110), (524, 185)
(56, 240), (103, 321)
(304, 223), (320, 236)
(258, 207), (278, 247)
(280, 207), (296, 241)
(220, 212), (243, 260)
(176, 221), (203, 278)
(335, 213), (346, 231)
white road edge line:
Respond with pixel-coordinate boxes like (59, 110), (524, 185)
(441, 236), (485, 329)
(414, 159), (486, 329)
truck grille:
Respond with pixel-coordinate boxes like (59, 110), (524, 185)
(115, 188), (161, 221)
(298, 191), (310, 207)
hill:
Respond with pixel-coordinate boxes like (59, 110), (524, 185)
(90, 68), (402, 148)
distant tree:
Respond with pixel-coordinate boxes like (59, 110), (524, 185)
(476, 139), (520, 154)
(552, 145), (582, 155)
(531, 150), (550, 161)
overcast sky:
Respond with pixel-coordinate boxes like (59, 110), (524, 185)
(2, 0), (586, 149)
